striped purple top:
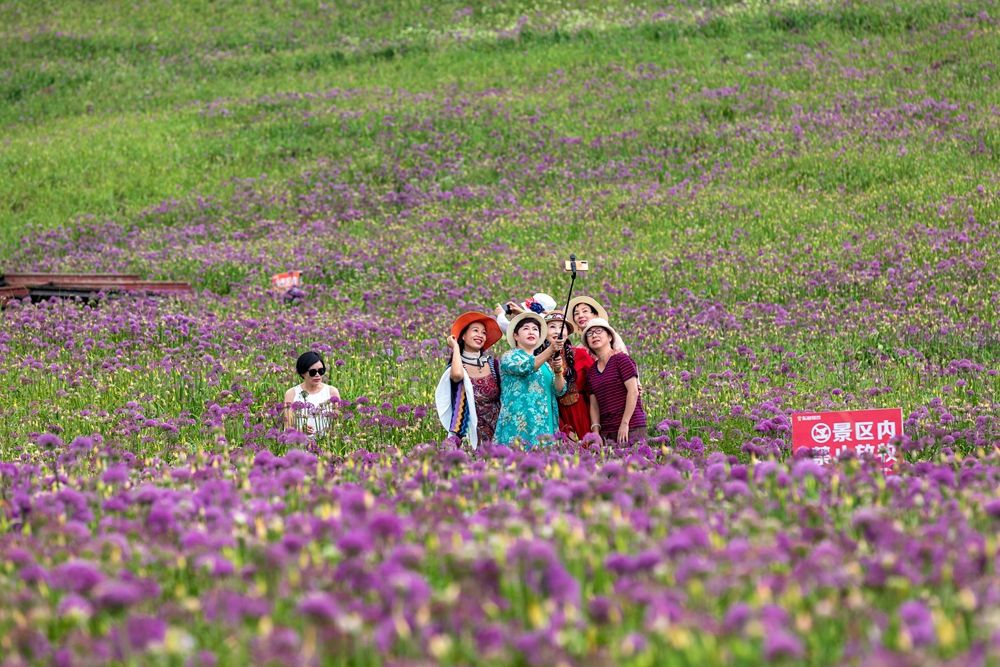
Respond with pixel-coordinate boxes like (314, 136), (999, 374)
(583, 353), (646, 434)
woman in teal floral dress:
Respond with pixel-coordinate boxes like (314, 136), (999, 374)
(495, 312), (567, 447)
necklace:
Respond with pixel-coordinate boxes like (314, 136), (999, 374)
(461, 351), (488, 368)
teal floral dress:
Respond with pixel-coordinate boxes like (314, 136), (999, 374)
(495, 348), (567, 447)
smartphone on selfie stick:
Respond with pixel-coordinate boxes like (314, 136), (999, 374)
(552, 254), (589, 358)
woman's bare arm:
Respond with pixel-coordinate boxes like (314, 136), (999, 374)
(620, 377), (639, 431)
(283, 387), (297, 429)
(588, 395), (601, 433)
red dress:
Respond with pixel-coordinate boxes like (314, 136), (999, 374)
(552, 346), (594, 441)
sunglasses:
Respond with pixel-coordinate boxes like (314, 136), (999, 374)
(306, 367), (326, 377)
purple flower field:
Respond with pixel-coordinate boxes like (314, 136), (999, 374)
(4, 439), (1000, 665)
(2, 0), (1000, 664)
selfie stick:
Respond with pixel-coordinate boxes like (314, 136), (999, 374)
(554, 254), (579, 351)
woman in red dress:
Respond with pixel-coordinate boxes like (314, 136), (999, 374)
(543, 311), (594, 442)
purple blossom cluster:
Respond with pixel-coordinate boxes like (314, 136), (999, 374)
(2, 437), (1000, 664)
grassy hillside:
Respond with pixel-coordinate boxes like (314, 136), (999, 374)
(3, 0), (999, 251)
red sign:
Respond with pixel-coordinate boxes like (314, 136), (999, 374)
(792, 408), (903, 474)
(271, 271), (302, 289)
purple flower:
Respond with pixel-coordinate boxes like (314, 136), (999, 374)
(588, 596), (614, 624)
(204, 591), (269, 625)
(57, 593), (94, 618)
(337, 530), (373, 556)
(519, 455), (544, 474)
(285, 449), (317, 467)
(20, 563), (47, 585)
(475, 624), (508, 653)
(69, 436), (94, 451)
(444, 449), (469, 466)
(763, 630), (804, 660)
(369, 512), (404, 540)
(102, 464), (130, 485)
(985, 499), (1000, 520)
(38, 434), (64, 450)
(899, 600), (936, 647)
(190, 650), (218, 667)
(298, 592), (340, 622)
(605, 553), (637, 576)
(119, 615), (167, 651)
(195, 554), (235, 577)
(93, 580), (144, 609)
(622, 631), (646, 654)
(663, 526), (709, 558)
(722, 602), (752, 634)
(51, 560), (104, 593)
(791, 459), (826, 479)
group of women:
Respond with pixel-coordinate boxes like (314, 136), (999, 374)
(435, 295), (647, 449)
(282, 294), (647, 450)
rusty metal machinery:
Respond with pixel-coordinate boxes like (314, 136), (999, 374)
(0, 273), (192, 307)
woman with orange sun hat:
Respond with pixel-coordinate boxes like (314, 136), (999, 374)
(435, 312), (504, 449)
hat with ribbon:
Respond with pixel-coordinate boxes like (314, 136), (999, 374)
(521, 293), (557, 314)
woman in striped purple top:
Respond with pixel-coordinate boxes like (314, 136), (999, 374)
(581, 318), (647, 444)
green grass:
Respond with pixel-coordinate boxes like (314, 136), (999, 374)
(3, 0), (999, 253)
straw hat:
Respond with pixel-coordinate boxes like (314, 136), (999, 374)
(450, 312), (504, 352)
(543, 310), (577, 336)
(567, 296), (609, 322)
(581, 318), (624, 353)
(506, 311), (548, 349)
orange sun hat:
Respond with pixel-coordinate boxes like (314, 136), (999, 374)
(450, 312), (504, 351)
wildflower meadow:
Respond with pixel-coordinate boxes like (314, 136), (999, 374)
(2, 0), (1000, 664)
